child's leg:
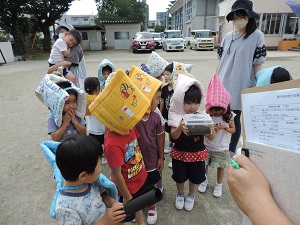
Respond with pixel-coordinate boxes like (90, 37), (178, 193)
(217, 167), (225, 184)
(188, 180), (198, 196)
(65, 70), (76, 85)
(135, 210), (144, 225)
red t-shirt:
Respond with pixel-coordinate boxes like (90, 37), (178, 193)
(104, 128), (148, 195)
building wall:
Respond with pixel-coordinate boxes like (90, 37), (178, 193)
(0, 42), (14, 63)
(105, 24), (141, 49)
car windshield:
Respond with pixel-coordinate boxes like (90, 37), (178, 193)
(166, 32), (181, 38)
(195, 31), (212, 38)
(152, 33), (161, 38)
(136, 33), (153, 39)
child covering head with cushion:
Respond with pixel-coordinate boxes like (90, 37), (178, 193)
(198, 73), (236, 198)
(55, 134), (126, 225)
(168, 74), (215, 212)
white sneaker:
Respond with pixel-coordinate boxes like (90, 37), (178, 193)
(168, 161), (172, 168)
(213, 185), (222, 197)
(101, 157), (107, 165)
(164, 146), (172, 154)
(158, 186), (164, 194)
(184, 196), (195, 211)
(147, 205), (157, 224)
(198, 180), (208, 193)
(175, 194), (184, 210)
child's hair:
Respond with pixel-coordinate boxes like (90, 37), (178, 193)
(68, 29), (82, 44)
(164, 63), (174, 73)
(102, 65), (113, 74)
(84, 77), (100, 94)
(209, 105), (233, 123)
(56, 134), (103, 182)
(184, 85), (202, 104)
(271, 67), (292, 84)
(57, 81), (77, 98)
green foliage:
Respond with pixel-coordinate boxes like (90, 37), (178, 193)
(94, 0), (147, 25)
(154, 24), (165, 32)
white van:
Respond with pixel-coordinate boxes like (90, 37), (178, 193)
(189, 30), (214, 51)
(162, 30), (185, 52)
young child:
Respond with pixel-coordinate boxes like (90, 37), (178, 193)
(103, 72), (148, 225)
(48, 80), (86, 141)
(135, 87), (164, 225)
(160, 63), (175, 155)
(48, 29), (82, 84)
(55, 134), (126, 225)
(98, 59), (116, 91)
(255, 66), (293, 87)
(168, 74), (215, 211)
(198, 73), (236, 198)
(84, 77), (107, 164)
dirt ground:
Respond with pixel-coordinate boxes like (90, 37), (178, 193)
(0, 49), (299, 225)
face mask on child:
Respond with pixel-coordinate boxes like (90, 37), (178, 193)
(58, 33), (65, 39)
(232, 18), (248, 30)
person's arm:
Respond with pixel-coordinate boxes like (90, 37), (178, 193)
(205, 126), (215, 140)
(156, 133), (164, 172)
(159, 99), (164, 113)
(227, 155), (293, 225)
(170, 120), (188, 140)
(254, 64), (262, 76)
(94, 202), (126, 225)
(111, 166), (133, 204)
(224, 119), (236, 134)
(48, 61), (72, 73)
(101, 192), (119, 208)
(62, 47), (71, 58)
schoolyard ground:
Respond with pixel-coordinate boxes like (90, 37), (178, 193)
(0, 48), (299, 225)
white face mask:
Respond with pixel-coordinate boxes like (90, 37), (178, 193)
(232, 18), (249, 30)
(58, 33), (65, 39)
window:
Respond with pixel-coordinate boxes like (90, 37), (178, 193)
(186, 1), (192, 21)
(82, 32), (88, 40)
(260, 13), (298, 35)
(114, 32), (129, 39)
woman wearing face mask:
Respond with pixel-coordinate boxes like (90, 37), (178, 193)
(217, 0), (266, 156)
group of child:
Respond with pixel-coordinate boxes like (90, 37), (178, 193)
(41, 33), (294, 224)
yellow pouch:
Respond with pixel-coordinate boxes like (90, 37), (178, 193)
(89, 69), (150, 135)
(128, 66), (163, 113)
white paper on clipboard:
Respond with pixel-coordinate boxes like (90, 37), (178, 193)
(241, 79), (300, 225)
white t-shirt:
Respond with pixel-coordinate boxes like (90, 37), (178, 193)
(204, 112), (236, 152)
(48, 39), (68, 64)
(86, 115), (105, 135)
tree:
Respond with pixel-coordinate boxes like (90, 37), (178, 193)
(25, 0), (73, 51)
(94, 0), (147, 30)
(0, 0), (34, 55)
(154, 24), (165, 32)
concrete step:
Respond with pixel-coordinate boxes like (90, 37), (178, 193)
(288, 46), (300, 51)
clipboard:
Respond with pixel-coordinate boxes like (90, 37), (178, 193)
(241, 79), (300, 225)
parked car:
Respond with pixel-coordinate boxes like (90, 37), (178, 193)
(189, 30), (214, 51)
(152, 32), (163, 49)
(132, 32), (156, 53)
(162, 30), (185, 52)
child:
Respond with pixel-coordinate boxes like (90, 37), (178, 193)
(48, 29), (82, 85)
(135, 87), (164, 225)
(160, 63), (175, 155)
(55, 134), (126, 225)
(103, 72), (148, 225)
(48, 80), (86, 141)
(98, 59), (116, 91)
(168, 74), (215, 211)
(198, 73), (236, 198)
(255, 66), (293, 87)
(84, 77), (107, 164)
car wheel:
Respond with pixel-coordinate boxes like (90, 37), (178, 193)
(195, 45), (198, 51)
(210, 49), (214, 51)
(132, 48), (136, 53)
(190, 46), (192, 50)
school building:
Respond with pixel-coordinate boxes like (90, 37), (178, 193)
(168, 0), (300, 48)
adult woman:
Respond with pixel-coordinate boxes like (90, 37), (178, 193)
(217, 0), (266, 154)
